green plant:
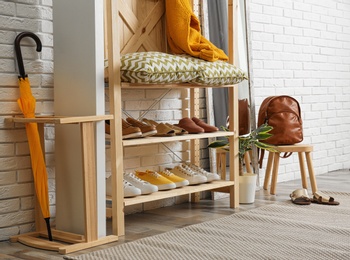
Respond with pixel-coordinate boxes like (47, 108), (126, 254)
(208, 123), (278, 175)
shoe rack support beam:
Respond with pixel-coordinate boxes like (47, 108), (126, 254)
(106, 0), (126, 237)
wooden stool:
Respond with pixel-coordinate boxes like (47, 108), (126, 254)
(263, 144), (318, 195)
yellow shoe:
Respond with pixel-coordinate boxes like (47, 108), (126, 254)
(135, 170), (176, 191)
(158, 169), (189, 188)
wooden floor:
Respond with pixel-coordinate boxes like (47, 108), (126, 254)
(1, 169), (349, 259)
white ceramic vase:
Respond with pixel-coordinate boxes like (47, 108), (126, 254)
(239, 173), (257, 204)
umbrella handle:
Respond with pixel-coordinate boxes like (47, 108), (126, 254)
(14, 32), (42, 79)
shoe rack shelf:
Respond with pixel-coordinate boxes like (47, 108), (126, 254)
(106, 180), (234, 217)
(105, 0), (239, 237)
(120, 82), (235, 89)
(107, 131), (234, 147)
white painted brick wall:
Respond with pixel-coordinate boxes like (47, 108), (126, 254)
(0, 0), (54, 241)
(250, 0), (350, 184)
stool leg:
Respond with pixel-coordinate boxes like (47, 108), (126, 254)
(305, 151), (318, 194)
(263, 152), (274, 190)
(298, 152), (308, 189)
(270, 153), (280, 195)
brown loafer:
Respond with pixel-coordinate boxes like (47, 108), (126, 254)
(175, 117), (204, 134)
(191, 117), (218, 133)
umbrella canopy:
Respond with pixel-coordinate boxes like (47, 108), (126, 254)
(15, 32), (52, 241)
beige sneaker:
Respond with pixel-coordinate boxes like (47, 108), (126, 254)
(126, 117), (157, 137)
(184, 163), (221, 182)
(169, 165), (207, 185)
(122, 119), (142, 139)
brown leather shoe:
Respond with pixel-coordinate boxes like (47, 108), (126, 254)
(122, 119), (142, 139)
(175, 117), (204, 134)
(126, 117), (157, 137)
(191, 117), (218, 133)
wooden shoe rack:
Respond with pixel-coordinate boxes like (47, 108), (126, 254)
(105, 0), (240, 237)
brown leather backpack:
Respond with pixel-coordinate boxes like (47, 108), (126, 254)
(226, 98), (250, 135)
(257, 96), (303, 167)
(258, 95), (303, 145)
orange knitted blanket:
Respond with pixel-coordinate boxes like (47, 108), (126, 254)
(165, 0), (228, 62)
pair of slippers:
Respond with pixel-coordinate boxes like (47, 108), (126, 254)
(290, 189), (339, 205)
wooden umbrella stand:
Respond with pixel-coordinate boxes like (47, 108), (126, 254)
(9, 115), (118, 255)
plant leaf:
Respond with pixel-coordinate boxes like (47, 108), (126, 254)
(256, 133), (273, 140)
(255, 141), (278, 152)
(257, 124), (273, 133)
(207, 140), (229, 148)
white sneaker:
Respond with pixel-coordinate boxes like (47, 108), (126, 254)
(184, 163), (221, 182)
(169, 165), (207, 185)
(106, 176), (141, 198)
(124, 172), (158, 194)
(123, 179), (142, 197)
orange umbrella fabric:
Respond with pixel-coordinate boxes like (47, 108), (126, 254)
(15, 32), (52, 241)
(17, 77), (50, 220)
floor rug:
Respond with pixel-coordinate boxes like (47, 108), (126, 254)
(65, 191), (350, 260)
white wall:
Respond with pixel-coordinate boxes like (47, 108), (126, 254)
(53, 0), (106, 237)
(0, 0), (54, 240)
(249, 0), (350, 183)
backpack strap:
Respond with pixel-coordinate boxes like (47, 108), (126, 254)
(280, 152), (293, 158)
(258, 148), (265, 169)
(258, 149), (293, 168)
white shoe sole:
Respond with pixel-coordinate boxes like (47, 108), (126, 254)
(141, 130), (157, 137)
(122, 132), (142, 139)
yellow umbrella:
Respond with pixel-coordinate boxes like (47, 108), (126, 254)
(15, 32), (52, 241)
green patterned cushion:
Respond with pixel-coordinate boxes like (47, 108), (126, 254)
(120, 52), (202, 84)
(187, 57), (248, 85)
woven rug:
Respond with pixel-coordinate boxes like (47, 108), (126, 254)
(65, 191), (350, 260)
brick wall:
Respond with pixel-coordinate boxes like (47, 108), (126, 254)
(0, 0), (54, 241)
(249, 0), (350, 183)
